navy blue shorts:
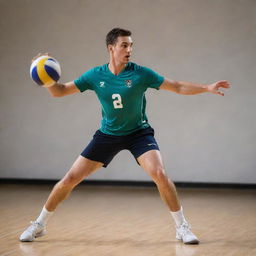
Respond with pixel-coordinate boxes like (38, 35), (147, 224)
(81, 127), (160, 167)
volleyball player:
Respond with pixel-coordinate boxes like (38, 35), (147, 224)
(20, 28), (230, 244)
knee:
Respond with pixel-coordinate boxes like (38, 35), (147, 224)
(58, 173), (79, 189)
(150, 166), (168, 184)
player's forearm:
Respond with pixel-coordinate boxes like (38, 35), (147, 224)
(46, 83), (66, 97)
(161, 79), (230, 96)
(176, 81), (208, 95)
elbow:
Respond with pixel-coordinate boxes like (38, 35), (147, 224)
(173, 81), (182, 94)
(47, 84), (66, 98)
(50, 92), (64, 98)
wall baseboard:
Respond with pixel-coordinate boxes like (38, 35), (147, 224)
(0, 178), (255, 189)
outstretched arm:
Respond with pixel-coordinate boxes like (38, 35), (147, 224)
(31, 53), (80, 97)
(160, 79), (230, 96)
(46, 81), (80, 97)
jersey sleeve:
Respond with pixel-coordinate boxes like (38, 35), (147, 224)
(74, 68), (95, 92)
(141, 66), (164, 90)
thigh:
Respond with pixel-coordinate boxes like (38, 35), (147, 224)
(137, 150), (165, 175)
(128, 127), (160, 162)
(63, 155), (103, 185)
(81, 130), (123, 167)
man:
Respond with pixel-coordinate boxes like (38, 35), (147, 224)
(20, 28), (230, 244)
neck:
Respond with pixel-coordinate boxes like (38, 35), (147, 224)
(108, 58), (127, 75)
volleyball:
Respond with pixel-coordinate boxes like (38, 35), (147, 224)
(30, 55), (61, 87)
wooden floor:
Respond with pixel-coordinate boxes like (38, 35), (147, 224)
(0, 184), (255, 256)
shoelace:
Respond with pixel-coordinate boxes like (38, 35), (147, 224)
(27, 221), (43, 234)
(178, 222), (192, 236)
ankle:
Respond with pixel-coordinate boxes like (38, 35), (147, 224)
(36, 206), (53, 226)
(170, 206), (187, 227)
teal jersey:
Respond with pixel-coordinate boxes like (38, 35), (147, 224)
(74, 62), (164, 135)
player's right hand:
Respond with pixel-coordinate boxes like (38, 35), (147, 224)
(31, 52), (51, 63)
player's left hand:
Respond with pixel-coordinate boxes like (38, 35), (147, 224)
(207, 80), (230, 96)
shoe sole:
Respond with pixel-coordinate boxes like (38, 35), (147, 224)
(176, 237), (200, 245)
(20, 230), (46, 242)
(183, 239), (199, 244)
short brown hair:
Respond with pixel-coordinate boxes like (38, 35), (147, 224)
(106, 28), (132, 46)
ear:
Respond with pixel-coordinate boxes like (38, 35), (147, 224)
(108, 44), (113, 53)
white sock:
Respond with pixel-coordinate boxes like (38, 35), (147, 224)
(170, 206), (187, 227)
(36, 206), (53, 226)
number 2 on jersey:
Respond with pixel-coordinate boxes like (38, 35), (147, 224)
(112, 94), (123, 109)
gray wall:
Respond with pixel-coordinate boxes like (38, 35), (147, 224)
(0, 0), (255, 183)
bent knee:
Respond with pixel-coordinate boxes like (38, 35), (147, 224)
(58, 173), (80, 188)
(149, 166), (168, 183)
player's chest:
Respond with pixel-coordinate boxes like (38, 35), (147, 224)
(93, 76), (143, 100)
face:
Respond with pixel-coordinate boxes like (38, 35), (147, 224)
(109, 36), (133, 64)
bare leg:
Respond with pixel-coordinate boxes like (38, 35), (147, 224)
(137, 150), (181, 212)
(19, 156), (103, 242)
(138, 152), (200, 244)
(45, 156), (103, 211)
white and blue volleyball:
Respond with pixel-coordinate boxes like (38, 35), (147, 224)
(30, 55), (61, 87)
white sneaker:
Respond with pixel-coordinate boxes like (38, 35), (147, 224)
(19, 221), (46, 242)
(176, 222), (199, 244)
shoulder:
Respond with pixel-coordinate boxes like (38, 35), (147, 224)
(86, 64), (107, 74)
(93, 63), (108, 73)
(79, 63), (107, 78)
(125, 62), (143, 72)
(128, 62), (157, 74)
(126, 62), (156, 78)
